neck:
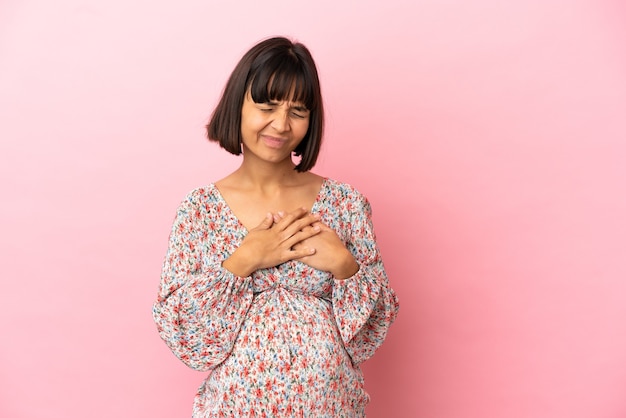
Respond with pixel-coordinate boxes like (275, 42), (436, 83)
(235, 155), (302, 190)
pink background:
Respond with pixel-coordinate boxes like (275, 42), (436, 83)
(1, 0), (626, 417)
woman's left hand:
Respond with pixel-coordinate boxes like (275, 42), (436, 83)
(292, 222), (359, 280)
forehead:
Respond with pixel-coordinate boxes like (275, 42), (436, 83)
(248, 68), (314, 109)
(246, 91), (306, 107)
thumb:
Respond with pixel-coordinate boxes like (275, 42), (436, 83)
(254, 212), (274, 230)
(314, 221), (331, 231)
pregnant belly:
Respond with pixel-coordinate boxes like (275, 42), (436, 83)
(238, 287), (347, 369)
(199, 287), (368, 415)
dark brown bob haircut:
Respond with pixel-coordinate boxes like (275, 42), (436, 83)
(206, 37), (324, 172)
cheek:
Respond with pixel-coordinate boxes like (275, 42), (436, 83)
(241, 114), (265, 133)
(297, 120), (311, 138)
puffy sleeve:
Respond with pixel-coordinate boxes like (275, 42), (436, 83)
(152, 192), (253, 372)
(332, 191), (399, 365)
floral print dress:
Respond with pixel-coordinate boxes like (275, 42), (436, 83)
(153, 178), (399, 417)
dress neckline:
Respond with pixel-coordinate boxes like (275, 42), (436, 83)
(210, 178), (329, 234)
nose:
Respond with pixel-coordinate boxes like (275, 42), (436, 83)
(270, 108), (291, 133)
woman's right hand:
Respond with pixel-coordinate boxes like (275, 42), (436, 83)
(222, 208), (321, 277)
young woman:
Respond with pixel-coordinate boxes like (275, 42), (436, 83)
(153, 36), (399, 417)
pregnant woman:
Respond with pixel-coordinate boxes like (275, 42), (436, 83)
(153, 36), (399, 417)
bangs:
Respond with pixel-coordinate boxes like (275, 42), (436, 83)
(207, 36), (324, 172)
(248, 54), (317, 110)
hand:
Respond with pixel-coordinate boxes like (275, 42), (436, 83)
(293, 221), (359, 280)
(222, 208), (322, 277)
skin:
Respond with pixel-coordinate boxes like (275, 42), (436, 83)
(218, 91), (359, 280)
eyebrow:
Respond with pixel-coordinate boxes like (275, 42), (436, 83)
(266, 100), (309, 112)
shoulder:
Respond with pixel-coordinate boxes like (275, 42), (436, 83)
(321, 178), (372, 214)
(323, 178), (368, 201)
(176, 184), (222, 213)
(182, 184), (220, 202)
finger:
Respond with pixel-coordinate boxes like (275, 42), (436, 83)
(271, 211), (286, 223)
(282, 213), (321, 237)
(284, 224), (321, 248)
(315, 222), (333, 232)
(273, 208), (309, 231)
(288, 247), (316, 259)
(252, 212), (274, 231)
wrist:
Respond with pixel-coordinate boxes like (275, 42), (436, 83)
(222, 249), (256, 277)
(332, 253), (359, 280)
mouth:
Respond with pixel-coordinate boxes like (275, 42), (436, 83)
(261, 135), (288, 149)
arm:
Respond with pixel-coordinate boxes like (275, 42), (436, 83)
(332, 192), (400, 365)
(152, 192), (253, 372)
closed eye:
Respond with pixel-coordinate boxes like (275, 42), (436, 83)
(291, 106), (310, 119)
(256, 102), (309, 118)
(291, 111), (308, 119)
